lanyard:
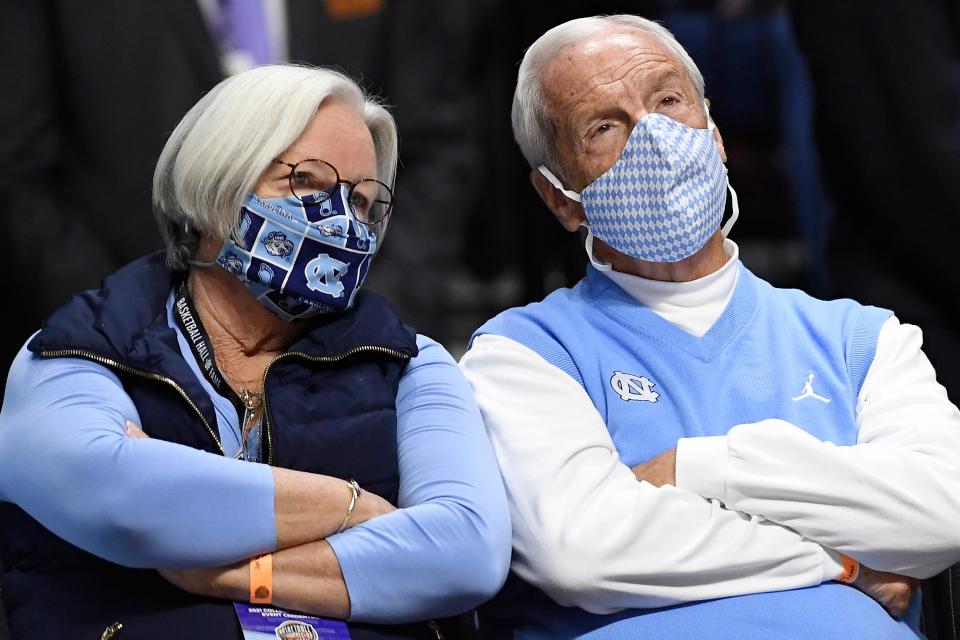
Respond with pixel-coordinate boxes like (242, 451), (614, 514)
(172, 282), (247, 420)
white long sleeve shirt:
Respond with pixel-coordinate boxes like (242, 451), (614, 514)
(460, 241), (960, 613)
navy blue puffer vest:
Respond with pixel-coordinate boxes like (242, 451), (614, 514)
(0, 254), (444, 639)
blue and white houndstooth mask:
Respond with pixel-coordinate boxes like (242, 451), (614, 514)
(211, 186), (378, 321)
(539, 111), (738, 264)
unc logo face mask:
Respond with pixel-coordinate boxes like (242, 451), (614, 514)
(539, 111), (738, 264)
(209, 186), (378, 321)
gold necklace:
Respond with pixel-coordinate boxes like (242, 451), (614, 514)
(219, 368), (262, 407)
(234, 384), (264, 460)
(239, 387), (262, 411)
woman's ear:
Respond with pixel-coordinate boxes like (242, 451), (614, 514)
(530, 168), (586, 232)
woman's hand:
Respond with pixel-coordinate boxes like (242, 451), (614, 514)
(159, 541), (351, 618)
(159, 562), (248, 600)
(125, 420), (149, 439)
(126, 421), (395, 531)
(124, 420), (397, 540)
(350, 488), (396, 526)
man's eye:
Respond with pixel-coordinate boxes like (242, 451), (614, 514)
(594, 123), (612, 135)
(661, 96), (677, 106)
(291, 172), (310, 185)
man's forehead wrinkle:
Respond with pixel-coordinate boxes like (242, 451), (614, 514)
(546, 38), (684, 101)
(609, 52), (681, 92)
(586, 49), (671, 88)
(539, 30), (692, 159)
(548, 53), (681, 123)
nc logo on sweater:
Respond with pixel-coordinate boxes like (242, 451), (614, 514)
(611, 371), (660, 403)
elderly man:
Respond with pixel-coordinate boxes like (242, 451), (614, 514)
(459, 14), (960, 639)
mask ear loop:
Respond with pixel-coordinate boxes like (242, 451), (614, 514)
(182, 219), (218, 268)
(538, 166), (582, 202)
(721, 181), (739, 238)
(705, 98), (715, 130)
(539, 166), (609, 270)
(705, 99), (739, 239)
(582, 223), (613, 272)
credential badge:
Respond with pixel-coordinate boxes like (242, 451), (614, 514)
(610, 371), (660, 403)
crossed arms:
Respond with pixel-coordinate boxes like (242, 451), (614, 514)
(459, 317), (960, 615)
(0, 336), (510, 622)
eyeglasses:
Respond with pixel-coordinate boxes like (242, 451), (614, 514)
(272, 158), (394, 226)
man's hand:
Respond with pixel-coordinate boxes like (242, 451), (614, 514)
(631, 449), (676, 487)
(852, 564), (920, 618)
(630, 440), (919, 620)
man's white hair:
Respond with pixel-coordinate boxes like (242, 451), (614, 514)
(153, 64), (397, 270)
(512, 15), (705, 177)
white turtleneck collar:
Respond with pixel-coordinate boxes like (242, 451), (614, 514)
(597, 239), (741, 337)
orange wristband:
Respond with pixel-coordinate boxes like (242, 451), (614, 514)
(836, 554), (859, 584)
(250, 553), (273, 604)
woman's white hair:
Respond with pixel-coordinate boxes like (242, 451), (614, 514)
(512, 15), (705, 178)
(153, 64), (398, 270)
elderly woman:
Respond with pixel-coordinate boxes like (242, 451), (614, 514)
(0, 65), (510, 639)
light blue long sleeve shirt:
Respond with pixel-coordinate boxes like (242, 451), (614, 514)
(0, 302), (510, 622)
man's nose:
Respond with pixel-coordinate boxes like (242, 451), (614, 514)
(627, 106), (652, 130)
(630, 106), (652, 131)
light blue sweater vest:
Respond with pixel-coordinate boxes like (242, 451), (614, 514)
(475, 264), (920, 639)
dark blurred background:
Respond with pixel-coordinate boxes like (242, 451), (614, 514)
(3, 0), (959, 373)
(2, 1), (960, 634)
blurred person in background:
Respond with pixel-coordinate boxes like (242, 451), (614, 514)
(789, 0), (960, 404)
(789, 1), (960, 635)
(461, 14), (960, 639)
(0, 64), (510, 639)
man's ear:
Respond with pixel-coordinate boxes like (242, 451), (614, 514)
(704, 107), (726, 164)
(530, 168), (586, 232)
(704, 98), (727, 162)
(712, 124), (727, 163)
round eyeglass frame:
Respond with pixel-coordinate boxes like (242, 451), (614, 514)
(272, 158), (395, 225)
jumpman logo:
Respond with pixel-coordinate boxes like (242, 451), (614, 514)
(791, 372), (831, 403)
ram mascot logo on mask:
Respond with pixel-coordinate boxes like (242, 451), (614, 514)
(262, 231), (295, 258)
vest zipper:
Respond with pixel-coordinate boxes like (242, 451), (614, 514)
(258, 345), (411, 465)
(100, 621), (123, 639)
(39, 348), (224, 455)
(39, 344), (410, 463)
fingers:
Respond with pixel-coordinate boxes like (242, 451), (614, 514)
(125, 420), (150, 439)
(886, 577), (920, 618)
(854, 564), (920, 618)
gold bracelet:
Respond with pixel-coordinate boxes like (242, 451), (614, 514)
(336, 479), (362, 534)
